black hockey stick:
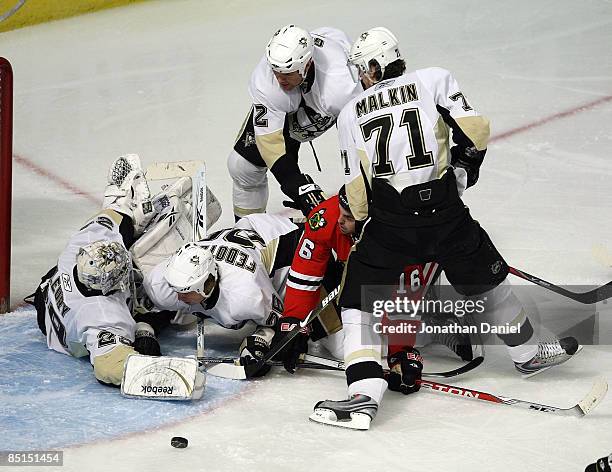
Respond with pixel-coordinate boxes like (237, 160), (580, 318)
(206, 349), (484, 379)
(509, 266), (612, 304)
(206, 286), (341, 380)
(314, 352), (485, 378)
(418, 376), (608, 417)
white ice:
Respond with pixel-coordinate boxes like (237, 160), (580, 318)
(2, 0), (612, 470)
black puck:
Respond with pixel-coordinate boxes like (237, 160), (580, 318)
(171, 436), (188, 448)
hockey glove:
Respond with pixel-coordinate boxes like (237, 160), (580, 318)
(239, 328), (275, 378)
(450, 145), (486, 188)
(274, 317), (311, 374)
(387, 347), (423, 395)
(281, 174), (325, 217)
(133, 322), (162, 356)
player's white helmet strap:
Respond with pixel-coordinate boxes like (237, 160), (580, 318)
(349, 27), (402, 79)
(164, 243), (218, 298)
(266, 24), (314, 77)
(76, 240), (131, 295)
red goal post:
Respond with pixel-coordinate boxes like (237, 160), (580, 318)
(0, 57), (13, 313)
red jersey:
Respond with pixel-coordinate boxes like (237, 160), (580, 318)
(283, 196), (353, 320)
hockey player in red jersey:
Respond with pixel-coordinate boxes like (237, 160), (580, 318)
(277, 187), (470, 379)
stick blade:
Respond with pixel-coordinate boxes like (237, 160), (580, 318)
(576, 376), (608, 415)
(206, 362), (247, 380)
(146, 160), (204, 180)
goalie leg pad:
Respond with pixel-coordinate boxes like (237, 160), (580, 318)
(94, 344), (137, 386)
(121, 354), (205, 400)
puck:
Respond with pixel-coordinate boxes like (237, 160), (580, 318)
(171, 436), (188, 448)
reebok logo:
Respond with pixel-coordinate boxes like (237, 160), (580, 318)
(141, 385), (174, 395)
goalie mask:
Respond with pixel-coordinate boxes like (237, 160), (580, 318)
(349, 27), (402, 81)
(266, 24), (314, 78)
(76, 240), (132, 295)
(164, 243), (218, 299)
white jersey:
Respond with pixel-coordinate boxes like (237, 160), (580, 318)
(144, 214), (301, 329)
(249, 27), (362, 167)
(338, 67), (490, 220)
(41, 210), (135, 364)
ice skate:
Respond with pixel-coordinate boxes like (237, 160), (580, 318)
(514, 336), (583, 377)
(427, 314), (474, 361)
(309, 394), (378, 431)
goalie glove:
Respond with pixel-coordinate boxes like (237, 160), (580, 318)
(239, 327), (275, 378)
(387, 347), (423, 395)
(450, 145), (486, 188)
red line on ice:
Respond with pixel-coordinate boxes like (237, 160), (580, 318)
(13, 154), (99, 205)
(489, 95), (612, 142)
(12, 95), (612, 202)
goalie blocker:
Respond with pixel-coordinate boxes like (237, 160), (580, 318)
(121, 354), (205, 400)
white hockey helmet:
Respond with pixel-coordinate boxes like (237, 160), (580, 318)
(76, 240), (132, 295)
(164, 243), (218, 298)
(349, 27), (402, 79)
(266, 24), (314, 77)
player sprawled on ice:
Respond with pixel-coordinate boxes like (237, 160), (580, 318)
(276, 187), (474, 378)
(309, 28), (582, 430)
(228, 24), (363, 220)
(28, 155), (177, 386)
(143, 213), (303, 377)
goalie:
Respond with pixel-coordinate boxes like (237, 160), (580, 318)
(29, 154), (222, 388)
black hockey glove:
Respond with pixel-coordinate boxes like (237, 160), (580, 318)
(274, 317), (311, 374)
(387, 347), (423, 395)
(281, 174), (325, 217)
(133, 322), (161, 356)
(451, 145), (486, 188)
(239, 332), (273, 378)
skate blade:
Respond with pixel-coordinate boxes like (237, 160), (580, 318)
(309, 408), (371, 431)
(520, 345), (584, 379)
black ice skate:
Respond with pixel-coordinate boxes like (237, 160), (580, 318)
(427, 314), (474, 361)
(585, 453), (612, 471)
(514, 336), (582, 378)
(309, 394), (378, 430)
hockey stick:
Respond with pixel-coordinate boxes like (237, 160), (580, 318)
(206, 348), (485, 379)
(190, 163), (207, 369)
(202, 354), (342, 371)
(509, 266), (612, 304)
(418, 376), (608, 417)
(295, 353), (485, 379)
(206, 286), (341, 380)
(145, 160), (205, 181)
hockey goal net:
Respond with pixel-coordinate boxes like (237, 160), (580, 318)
(0, 57), (13, 313)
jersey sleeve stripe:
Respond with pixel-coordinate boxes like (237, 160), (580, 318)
(288, 269), (324, 282)
(287, 279), (320, 292)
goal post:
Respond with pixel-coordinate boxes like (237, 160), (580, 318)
(0, 57), (13, 313)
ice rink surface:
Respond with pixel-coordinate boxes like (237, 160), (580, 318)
(1, 0), (612, 470)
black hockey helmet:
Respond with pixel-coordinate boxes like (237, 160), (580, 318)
(338, 185), (351, 213)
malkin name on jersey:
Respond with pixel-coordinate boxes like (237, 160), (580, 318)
(355, 82), (419, 118)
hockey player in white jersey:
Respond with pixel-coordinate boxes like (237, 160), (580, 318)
(309, 28), (581, 430)
(144, 213), (303, 376)
(228, 24), (363, 219)
(31, 155), (165, 387)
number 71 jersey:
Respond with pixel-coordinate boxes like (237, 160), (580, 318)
(338, 67), (490, 221)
